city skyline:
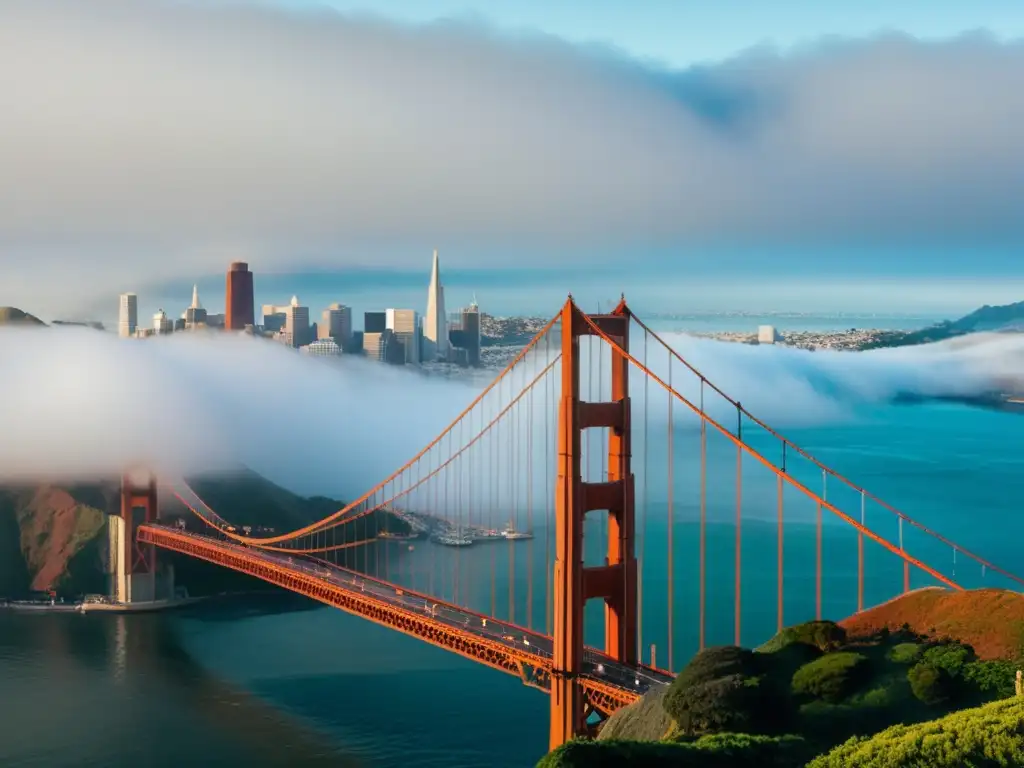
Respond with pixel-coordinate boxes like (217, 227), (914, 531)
(113, 250), (483, 368)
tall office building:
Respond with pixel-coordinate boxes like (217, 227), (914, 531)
(460, 298), (481, 367)
(364, 311), (386, 334)
(320, 303), (353, 347)
(225, 261), (255, 330)
(184, 284), (208, 328)
(118, 293), (138, 338)
(386, 308), (420, 364)
(153, 309), (173, 335)
(422, 249), (448, 361)
(284, 296), (310, 348)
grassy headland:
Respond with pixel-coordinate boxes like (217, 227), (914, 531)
(541, 588), (1024, 767)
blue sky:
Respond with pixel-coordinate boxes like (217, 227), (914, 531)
(2, 0), (1024, 319)
(283, 0), (1024, 66)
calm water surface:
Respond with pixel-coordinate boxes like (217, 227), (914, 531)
(1, 402), (1021, 767)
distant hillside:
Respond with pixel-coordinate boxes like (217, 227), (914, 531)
(860, 299), (1024, 350)
(0, 468), (399, 599)
(0, 307), (46, 326)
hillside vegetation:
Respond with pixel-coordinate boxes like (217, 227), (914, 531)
(840, 586), (1024, 660)
(0, 468), (398, 598)
(542, 596), (1024, 767)
(0, 306), (46, 326)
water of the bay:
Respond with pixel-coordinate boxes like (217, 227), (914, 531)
(1, 401), (1021, 768)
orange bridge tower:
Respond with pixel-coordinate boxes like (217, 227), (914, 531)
(550, 298), (637, 749)
(111, 470), (161, 603)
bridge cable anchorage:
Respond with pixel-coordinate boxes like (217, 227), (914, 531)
(628, 310), (1024, 591)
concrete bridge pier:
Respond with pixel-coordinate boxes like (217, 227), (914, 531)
(106, 472), (174, 604)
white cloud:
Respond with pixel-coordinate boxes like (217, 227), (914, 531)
(1, 2), (1023, 314)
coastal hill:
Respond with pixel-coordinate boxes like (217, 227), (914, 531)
(0, 468), (399, 599)
(0, 307), (46, 326)
(859, 298), (1024, 350)
(542, 587), (1024, 767)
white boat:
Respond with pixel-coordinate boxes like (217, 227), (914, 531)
(501, 521), (534, 541)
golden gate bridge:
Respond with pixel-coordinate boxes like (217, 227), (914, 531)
(111, 297), (1023, 751)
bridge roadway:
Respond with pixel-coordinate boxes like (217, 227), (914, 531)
(138, 524), (672, 716)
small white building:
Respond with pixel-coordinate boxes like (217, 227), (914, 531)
(758, 325), (780, 345)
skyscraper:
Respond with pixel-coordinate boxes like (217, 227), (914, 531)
(284, 296), (310, 348)
(422, 249), (448, 361)
(364, 311), (386, 334)
(184, 284), (207, 328)
(320, 303), (353, 347)
(386, 308), (420, 364)
(118, 293), (138, 338)
(460, 298), (481, 367)
(225, 261), (254, 330)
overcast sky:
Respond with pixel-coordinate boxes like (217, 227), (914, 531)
(1, 1), (1022, 319)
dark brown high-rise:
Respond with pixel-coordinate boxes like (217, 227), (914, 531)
(225, 261), (254, 330)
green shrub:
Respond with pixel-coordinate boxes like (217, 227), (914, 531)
(920, 642), (974, 677)
(672, 646), (763, 690)
(907, 662), (950, 705)
(962, 659), (1016, 700)
(537, 734), (811, 768)
(666, 673), (783, 736)
(886, 643), (922, 664)
(807, 696), (1024, 767)
(791, 652), (868, 703)
(759, 621), (847, 654)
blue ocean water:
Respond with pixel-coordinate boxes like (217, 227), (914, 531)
(1, 401), (1020, 768)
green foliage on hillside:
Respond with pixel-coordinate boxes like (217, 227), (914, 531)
(808, 696), (1024, 767)
(0, 468), (406, 598)
(759, 621), (847, 654)
(538, 734), (811, 768)
(547, 618), (1024, 768)
(792, 652), (868, 703)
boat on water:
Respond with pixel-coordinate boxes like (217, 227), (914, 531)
(432, 531), (474, 547)
(501, 521), (534, 541)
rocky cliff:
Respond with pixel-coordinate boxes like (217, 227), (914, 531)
(0, 469), (383, 598)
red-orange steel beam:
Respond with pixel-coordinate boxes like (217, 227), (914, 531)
(138, 524), (644, 722)
(550, 299), (586, 750)
(604, 306), (636, 667)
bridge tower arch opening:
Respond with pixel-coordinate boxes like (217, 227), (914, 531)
(550, 298), (637, 750)
(114, 469), (160, 603)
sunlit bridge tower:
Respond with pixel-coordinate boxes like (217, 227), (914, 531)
(422, 249), (448, 361)
(550, 298), (637, 749)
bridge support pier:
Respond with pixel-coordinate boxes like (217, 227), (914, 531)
(111, 471), (160, 603)
(550, 298), (637, 751)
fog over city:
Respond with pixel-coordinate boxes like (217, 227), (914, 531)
(2, 0), (1024, 317)
(1, 325), (1020, 504)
